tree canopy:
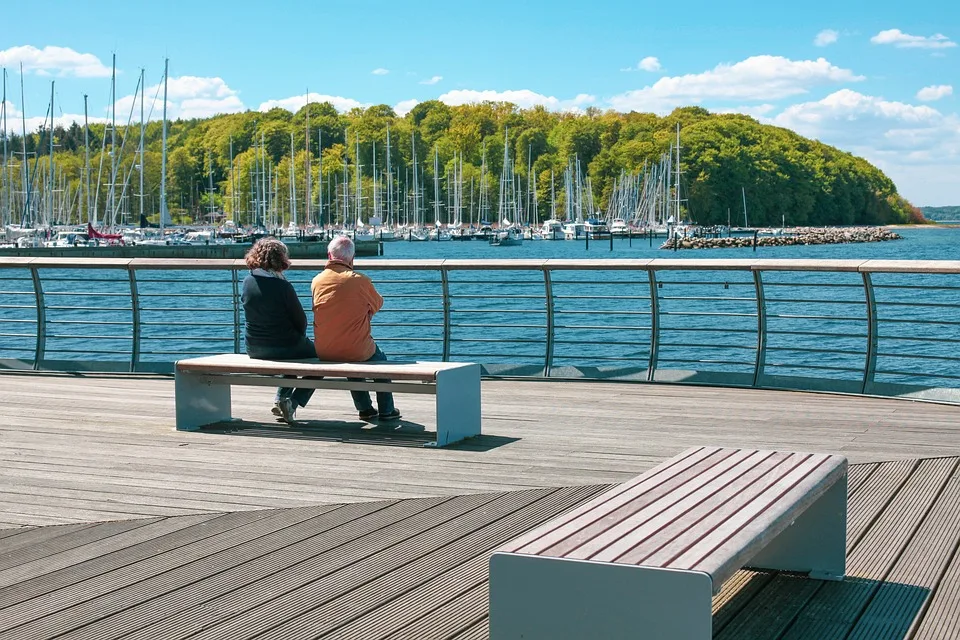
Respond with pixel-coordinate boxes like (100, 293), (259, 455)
(0, 102), (922, 227)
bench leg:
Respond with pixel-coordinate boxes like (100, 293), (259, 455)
(746, 473), (847, 581)
(489, 553), (713, 639)
(175, 370), (232, 431)
(432, 364), (482, 447)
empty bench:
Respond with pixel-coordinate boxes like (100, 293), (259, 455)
(489, 446), (847, 639)
(174, 354), (481, 447)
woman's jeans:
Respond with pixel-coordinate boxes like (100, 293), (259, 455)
(247, 336), (317, 408)
(350, 344), (395, 414)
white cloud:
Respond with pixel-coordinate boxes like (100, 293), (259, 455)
(814, 29), (839, 47)
(870, 29), (956, 49)
(258, 92), (366, 113)
(638, 56), (661, 72)
(371, 68), (389, 75)
(420, 75), (443, 85)
(437, 89), (595, 112)
(917, 85), (953, 101)
(393, 99), (419, 116)
(114, 76), (245, 121)
(609, 55), (863, 113)
(0, 45), (112, 78)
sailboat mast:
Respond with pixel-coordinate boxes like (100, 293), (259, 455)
(675, 123), (681, 223)
(411, 132), (418, 229)
(229, 137), (235, 225)
(19, 63), (30, 226)
(433, 145), (439, 226)
(354, 133), (361, 226)
(48, 81), (54, 227)
(304, 90), (310, 225)
(159, 57), (169, 230)
(742, 186), (748, 228)
(1, 68), (6, 227)
(317, 130), (322, 227)
(108, 54), (116, 228)
(138, 68), (145, 223)
(289, 132), (297, 226)
(83, 94), (90, 224)
(385, 127), (392, 227)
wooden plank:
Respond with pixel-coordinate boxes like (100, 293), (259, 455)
(4, 371), (960, 527)
(848, 459), (960, 639)
(0, 504), (347, 636)
(116, 489), (558, 640)
(778, 457), (957, 639)
(44, 499), (445, 640)
(0, 508), (287, 610)
(217, 486), (602, 640)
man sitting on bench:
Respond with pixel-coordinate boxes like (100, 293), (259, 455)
(311, 235), (401, 423)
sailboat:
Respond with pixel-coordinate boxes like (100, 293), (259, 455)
(490, 129), (522, 247)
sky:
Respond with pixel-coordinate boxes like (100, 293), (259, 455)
(0, 0), (957, 206)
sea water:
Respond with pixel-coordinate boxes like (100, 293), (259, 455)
(1, 227), (959, 388)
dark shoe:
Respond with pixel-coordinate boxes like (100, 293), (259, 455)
(358, 408), (379, 421)
(277, 397), (297, 423)
(378, 409), (402, 422)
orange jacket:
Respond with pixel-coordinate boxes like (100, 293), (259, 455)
(310, 261), (383, 361)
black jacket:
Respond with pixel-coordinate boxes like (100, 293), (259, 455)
(241, 274), (308, 348)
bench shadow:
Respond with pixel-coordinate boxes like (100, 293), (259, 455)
(714, 571), (931, 638)
(201, 419), (519, 450)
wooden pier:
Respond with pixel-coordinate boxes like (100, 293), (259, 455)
(2, 371), (960, 638)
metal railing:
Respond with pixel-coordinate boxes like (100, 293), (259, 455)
(2, 257), (960, 404)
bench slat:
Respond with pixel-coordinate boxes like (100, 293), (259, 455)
(190, 374), (439, 395)
(535, 449), (765, 559)
(676, 454), (845, 581)
(176, 354), (470, 381)
(613, 451), (803, 566)
(500, 447), (728, 555)
(500, 447), (846, 586)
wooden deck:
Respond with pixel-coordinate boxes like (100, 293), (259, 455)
(2, 372), (960, 638)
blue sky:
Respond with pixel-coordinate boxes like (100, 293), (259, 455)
(1, 0), (957, 205)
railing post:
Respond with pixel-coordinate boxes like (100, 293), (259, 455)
(752, 269), (767, 387)
(128, 268), (141, 373)
(29, 267), (45, 370)
(441, 266), (451, 361)
(862, 271), (878, 392)
(543, 267), (555, 377)
(232, 268), (242, 354)
(646, 269), (660, 381)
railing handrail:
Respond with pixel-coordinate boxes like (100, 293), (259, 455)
(3, 256), (960, 274)
(2, 257), (960, 406)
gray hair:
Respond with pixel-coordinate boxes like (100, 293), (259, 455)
(328, 235), (356, 262)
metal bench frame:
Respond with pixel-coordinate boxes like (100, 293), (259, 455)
(174, 354), (482, 447)
(489, 446), (848, 639)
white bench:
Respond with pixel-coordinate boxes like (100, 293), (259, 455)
(489, 446), (847, 639)
(174, 354), (481, 447)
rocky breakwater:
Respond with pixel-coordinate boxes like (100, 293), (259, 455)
(660, 226), (902, 250)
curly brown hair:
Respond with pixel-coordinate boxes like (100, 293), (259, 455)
(244, 237), (291, 272)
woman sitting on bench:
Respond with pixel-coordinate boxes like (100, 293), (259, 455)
(241, 237), (315, 423)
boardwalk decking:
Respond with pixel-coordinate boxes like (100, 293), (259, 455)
(2, 371), (960, 637)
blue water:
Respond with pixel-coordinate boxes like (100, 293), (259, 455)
(1, 227), (959, 391)
(371, 226), (959, 261)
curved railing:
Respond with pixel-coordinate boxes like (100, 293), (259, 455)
(2, 257), (960, 404)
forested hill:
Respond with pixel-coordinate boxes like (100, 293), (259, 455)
(921, 206), (960, 221)
(6, 102), (923, 227)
